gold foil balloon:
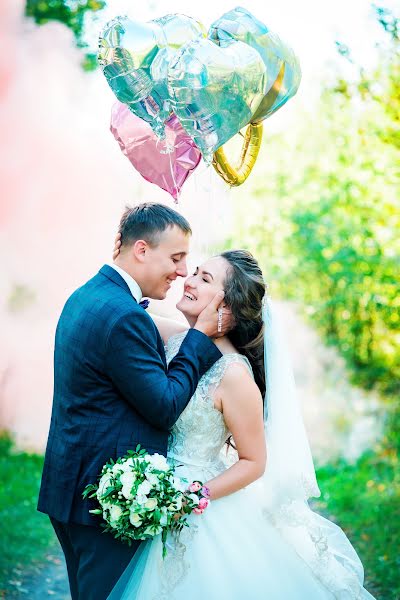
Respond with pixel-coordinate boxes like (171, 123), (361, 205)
(98, 14), (205, 138)
(212, 123), (263, 186)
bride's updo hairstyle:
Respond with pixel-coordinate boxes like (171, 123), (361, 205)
(220, 250), (266, 399)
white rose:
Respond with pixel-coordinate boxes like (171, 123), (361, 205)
(112, 463), (123, 475)
(144, 498), (158, 511)
(120, 472), (136, 499)
(137, 480), (152, 497)
(137, 494), (148, 505)
(145, 472), (160, 488)
(120, 458), (135, 472)
(187, 493), (200, 506)
(109, 504), (123, 523)
(129, 512), (142, 527)
(149, 453), (169, 472)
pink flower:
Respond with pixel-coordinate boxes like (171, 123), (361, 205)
(193, 507), (204, 515)
(199, 497), (209, 509)
(188, 481), (202, 493)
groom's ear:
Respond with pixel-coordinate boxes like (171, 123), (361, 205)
(132, 239), (148, 262)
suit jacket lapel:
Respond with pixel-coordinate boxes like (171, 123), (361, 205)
(99, 265), (137, 301)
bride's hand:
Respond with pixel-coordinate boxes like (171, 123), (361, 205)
(113, 233), (122, 260)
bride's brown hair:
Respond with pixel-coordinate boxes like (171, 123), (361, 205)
(220, 250), (266, 399)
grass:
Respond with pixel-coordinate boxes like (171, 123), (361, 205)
(0, 433), (56, 595)
(315, 442), (400, 600)
(0, 428), (398, 599)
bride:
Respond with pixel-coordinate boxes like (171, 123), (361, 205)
(109, 245), (375, 599)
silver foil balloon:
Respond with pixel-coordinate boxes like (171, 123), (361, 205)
(209, 7), (301, 123)
(167, 36), (267, 161)
(98, 14), (205, 138)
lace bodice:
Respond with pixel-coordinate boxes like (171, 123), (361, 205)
(165, 332), (252, 469)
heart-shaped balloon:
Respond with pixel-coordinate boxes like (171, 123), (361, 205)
(209, 7), (301, 123)
(99, 8), (301, 186)
(167, 7), (300, 161)
(110, 102), (201, 201)
(99, 14), (206, 138)
(167, 37), (266, 162)
(207, 7), (301, 185)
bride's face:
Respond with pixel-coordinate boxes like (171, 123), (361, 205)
(176, 256), (229, 318)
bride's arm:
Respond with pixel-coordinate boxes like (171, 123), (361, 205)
(204, 363), (266, 500)
(149, 314), (188, 345)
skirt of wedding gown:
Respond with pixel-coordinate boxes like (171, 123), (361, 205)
(108, 461), (375, 600)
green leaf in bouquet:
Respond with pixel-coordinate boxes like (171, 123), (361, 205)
(82, 483), (98, 499)
(153, 509), (161, 523)
(101, 486), (116, 500)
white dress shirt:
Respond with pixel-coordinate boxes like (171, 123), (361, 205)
(109, 263), (143, 303)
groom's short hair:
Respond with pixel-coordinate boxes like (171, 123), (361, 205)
(118, 203), (192, 248)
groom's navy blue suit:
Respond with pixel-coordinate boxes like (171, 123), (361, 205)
(38, 265), (221, 600)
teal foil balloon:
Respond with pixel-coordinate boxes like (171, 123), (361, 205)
(168, 37), (267, 162)
(98, 14), (205, 138)
(209, 7), (301, 123)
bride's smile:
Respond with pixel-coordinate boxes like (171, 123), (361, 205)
(176, 256), (230, 323)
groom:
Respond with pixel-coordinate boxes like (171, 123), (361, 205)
(38, 203), (228, 600)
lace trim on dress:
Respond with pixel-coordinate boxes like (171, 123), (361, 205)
(152, 525), (198, 600)
(262, 498), (366, 599)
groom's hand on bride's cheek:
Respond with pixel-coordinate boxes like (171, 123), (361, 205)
(194, 292), (234, 338)
(113, 233), (122, 260)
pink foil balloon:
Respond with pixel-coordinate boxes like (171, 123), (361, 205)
(110, 102), (201, 201)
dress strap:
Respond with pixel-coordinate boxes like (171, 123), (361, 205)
(201, 353), (254, 393)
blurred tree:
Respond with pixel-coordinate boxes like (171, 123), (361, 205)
(228, 6), (400, 397)
(25, 0), (105, 70)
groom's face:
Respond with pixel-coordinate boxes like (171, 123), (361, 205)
(141, 226), (190, 299)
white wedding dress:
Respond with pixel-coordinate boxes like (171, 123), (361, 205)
(109, 332), (375, 600)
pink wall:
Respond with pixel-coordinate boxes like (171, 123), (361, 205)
(0, 2), (231, 450)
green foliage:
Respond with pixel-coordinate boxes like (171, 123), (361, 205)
(229, 8), (400, 398)
(315, 441), (400, 599)
(0, 433), (55, 593)
(25, 0), (105, 70)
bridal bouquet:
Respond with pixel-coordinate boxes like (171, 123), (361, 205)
(83, 446), (210, 557)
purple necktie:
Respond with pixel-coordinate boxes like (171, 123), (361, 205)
(139, 299), (150, 310)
